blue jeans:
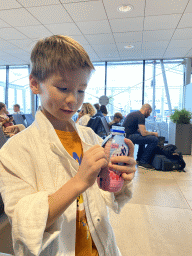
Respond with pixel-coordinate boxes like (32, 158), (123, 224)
(128, 133), (158, 164)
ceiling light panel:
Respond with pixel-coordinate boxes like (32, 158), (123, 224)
(143, 30), (174, 42)
(164, 47), (189, 58)
(117, 5), (133, 13)
(45, 23), (82, 36)
(0, 19), (11, 29)
(17, 0), (61, 7)
(0, 8), (40, 27)
(76, 20), (111, 34)
(63, 1), (107, 22)
(144, 14), (181, 31)
(16, 25), (53, 39)
(0, 28), (28, 40)
(0, 0), (22, 10)
(185, 0), (192, 13)
(177, 13), (192, 29)
(91, 44), (119, 58)
(103, 0), (145, 19)
(85, 33), (115, 45)
(172, 28), (192, 40)
(27, 5), (73, 24)
(110, 17), (144, 33)
(113, 31), (142, 43)
(61, 0), (99, 3)
(67, 35), (90, 45)
(145, 0), (189, 16)
(168, 39), (192, 49)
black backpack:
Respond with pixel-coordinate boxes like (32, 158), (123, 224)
(87, 116), (106, 137)
(151, 144), (186, 171)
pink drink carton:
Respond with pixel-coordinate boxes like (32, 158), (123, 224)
(97, 126), (129, 192)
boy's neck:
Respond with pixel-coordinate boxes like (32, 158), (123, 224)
(53, 120), (75, 132)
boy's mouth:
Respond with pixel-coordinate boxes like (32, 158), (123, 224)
(60, 109), (74, 114)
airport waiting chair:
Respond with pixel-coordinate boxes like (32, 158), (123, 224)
(0, 126), (8, 149)
(101, 116), (110, 138)
(12, 114), (27, 128)
(23, 114), (34, 127)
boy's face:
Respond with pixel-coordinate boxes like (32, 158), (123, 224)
(30, 68), (91, 129)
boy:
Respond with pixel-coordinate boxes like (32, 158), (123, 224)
(0, 35), (136, 256)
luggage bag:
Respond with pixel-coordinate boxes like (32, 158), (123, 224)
(152, 154), (173, 171)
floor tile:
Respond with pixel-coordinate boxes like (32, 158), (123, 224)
(109, 204), (192, 256)
(175, 180), (192, 201)
(130, 176), (190, 209)
(136, 167), (175, 179)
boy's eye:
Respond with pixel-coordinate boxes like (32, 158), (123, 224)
(58, 88), (67, 91)
(78, 90), (85, 93)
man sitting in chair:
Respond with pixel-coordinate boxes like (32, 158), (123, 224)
(13, 104), (23, 114)
(123, 103), (158, 169)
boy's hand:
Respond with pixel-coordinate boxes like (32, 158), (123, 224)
(108, 138), (136, 183)
(75, 145), (108, 189)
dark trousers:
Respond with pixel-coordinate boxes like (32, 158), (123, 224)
(128, 133), (158, 164)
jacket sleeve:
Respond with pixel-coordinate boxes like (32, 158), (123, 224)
(0, 139), (63, 256)
(99, 181), (133, 214)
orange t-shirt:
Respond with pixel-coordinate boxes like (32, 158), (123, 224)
(55, 129), (98, 256)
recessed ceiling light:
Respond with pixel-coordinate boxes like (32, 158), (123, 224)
(117, 5), (133, 13)
(124, 45), (134, 49)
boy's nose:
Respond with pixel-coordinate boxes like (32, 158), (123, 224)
(66, 93), (78, 104)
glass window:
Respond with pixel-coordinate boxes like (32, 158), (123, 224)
(144, 59), (184, 122)
(9, 65), (30, 113)
(106, 61), (143, 118)
(84, 62), (105, 107)
(0, 67), (6, 103)
(8, 88), (15, 113)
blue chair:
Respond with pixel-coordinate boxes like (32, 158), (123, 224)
(23, 114), (34, 127)
(12, 114), (27, 127)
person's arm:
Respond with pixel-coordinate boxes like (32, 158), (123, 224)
(46, 144), (108, 230)
(138, 124), (158, 137)
(1, 118), (9, 125)
(46, 176), (86, 229)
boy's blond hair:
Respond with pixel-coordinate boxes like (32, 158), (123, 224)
(30, 35), (95, 82)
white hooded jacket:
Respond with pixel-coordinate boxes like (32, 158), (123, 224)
(0, 110), (133, 256)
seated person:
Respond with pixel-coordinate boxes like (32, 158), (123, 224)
(93, 103), (103, 117)
(76, 102), (96, 126)
(0, 102), (25, 138)
(123, 103), (158, 169)
(109, 112), (123, 129)
(13, 104), (24, 114)
(100, 105), (108, 117)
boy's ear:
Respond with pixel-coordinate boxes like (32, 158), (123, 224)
(29, 74), (40, 95)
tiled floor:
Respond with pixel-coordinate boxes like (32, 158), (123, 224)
(0, 155), (192, 255)
(109, 155), (192, 256)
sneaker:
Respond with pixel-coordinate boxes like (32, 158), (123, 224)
(138, 162), (155, 169)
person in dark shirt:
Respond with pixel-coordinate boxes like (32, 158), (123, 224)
(123, 104), (158, 169)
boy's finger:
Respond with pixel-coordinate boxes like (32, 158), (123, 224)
(110, 156), (136, 166)
(124, 138), (134, 157)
